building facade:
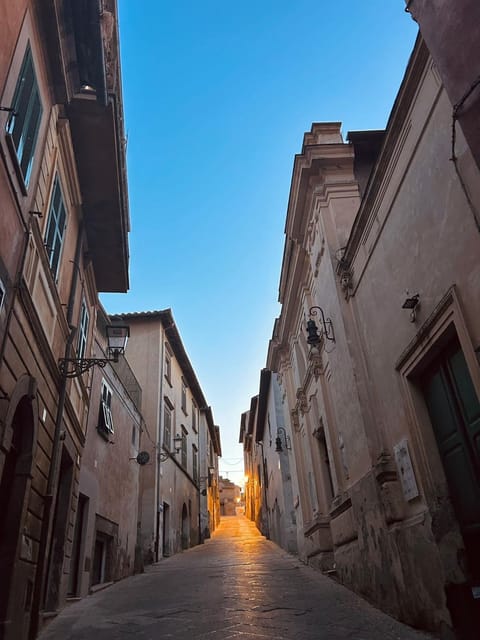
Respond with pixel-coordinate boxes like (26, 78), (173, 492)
(218, 477), (240, 516)
(72, 310), (143, 597)
(240, 370), (298, 553)
(0, 2), (129, 638)
(249, 34), (480, 638)
(405, 0), (480, 172)
(111, 310), (221, 563)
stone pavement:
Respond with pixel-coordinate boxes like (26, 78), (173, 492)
(39, 515), (433, 640)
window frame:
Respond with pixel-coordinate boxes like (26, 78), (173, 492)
(98, 379), (114, 438)
(192, 443), (198, 484)
(0, 278), (5, 313)
(192, 400), (197, 433)
(77, 297), (89, 360)
(181, 379), (187, 414)
(164, 345), (172, 385)
(5, 43), (43, 189)
(44, 175), (67, 280)
(163, 401), (172, 450)
(181, 425), (187, 468)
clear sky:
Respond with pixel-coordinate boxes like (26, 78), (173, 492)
(101, 1), (418, 484)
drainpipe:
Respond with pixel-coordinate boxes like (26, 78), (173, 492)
(30, 224), (84, 639)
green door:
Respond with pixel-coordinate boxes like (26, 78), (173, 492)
(422, 340), (480, 580)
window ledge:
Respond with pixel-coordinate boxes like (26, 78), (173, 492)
(97, 426), (113, 442)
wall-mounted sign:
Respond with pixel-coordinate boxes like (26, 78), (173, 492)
(394, 439), (419, 501)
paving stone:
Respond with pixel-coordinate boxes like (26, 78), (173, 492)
(39, 515), (434, 640)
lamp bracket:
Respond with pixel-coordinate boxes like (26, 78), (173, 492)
(58, 357), (110, 378)
(308, 306), (335, 343)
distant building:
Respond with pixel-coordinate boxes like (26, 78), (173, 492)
(72, 309), (143, 596)
(218, 477), (240, 516)
(111, 310), (221, 562)
(240, 370), (298, 553)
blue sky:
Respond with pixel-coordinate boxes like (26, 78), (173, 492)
(101, 1), (418, 482)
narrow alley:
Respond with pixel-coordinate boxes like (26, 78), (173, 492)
(39, 515), (432, 640)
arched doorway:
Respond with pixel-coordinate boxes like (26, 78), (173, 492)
(181, 503), (189, 550)
(0, 392), (36, 640)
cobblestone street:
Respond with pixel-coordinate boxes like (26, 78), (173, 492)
(39, 515), (433, 640)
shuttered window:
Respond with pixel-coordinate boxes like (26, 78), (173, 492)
(98, 379), (114, 437)
(6, 45), (43, 186)
(77, 298), (89, 360)
(44, 176), (67, 279)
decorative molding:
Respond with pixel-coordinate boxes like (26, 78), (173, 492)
(395, 286), (456, 371)
(290, 408), (300, 433)
(296, 388), (308, 415)
(329, 493), (352, 520)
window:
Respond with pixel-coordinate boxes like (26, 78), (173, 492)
(131, 424), (137, 447)
(6, 45), (43, 186)
(44, 176), (67, 279)
(77, 298), (89, 359)
(0, 278), (5, 312)
(181, 379), (187, 414)
(192, 401), (197, 432)
(181, 426), (187, 468)
(164, 346), (172, 383)
(163, 403), (172, 450)
(192, 444), (198, 484)
(98, 379), (114, 438)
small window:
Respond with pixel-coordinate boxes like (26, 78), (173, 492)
(77, 298), (89, 360)
(181, 426), (187, 468)
(164, 346), (172, 384)
(181, 379), (187, 414)
(6, 45), (43, 186)
(131, 424), (137, 447)
(44, 176), (67, 279)
(192, 401), (197, 432)
(0, 278), (5, 312)
(192, 444), (198, 483)
(163, 403), (172, 450)
(98, 379), (114, 438)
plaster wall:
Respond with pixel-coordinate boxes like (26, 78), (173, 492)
(77, 349), (142, 595)
(338, 61), (480, 629)
(122, 319), (161, 561)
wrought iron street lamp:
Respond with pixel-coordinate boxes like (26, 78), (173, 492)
(59, 324), (130, 378)
(306, 306), (335, 346)
(158, 433), (184, 461)
(275, 426), (291, 453)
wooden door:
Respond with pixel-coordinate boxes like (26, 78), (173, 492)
(422, 341), (480, 579)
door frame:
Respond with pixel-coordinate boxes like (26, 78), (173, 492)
(396, 286), (480, 503)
